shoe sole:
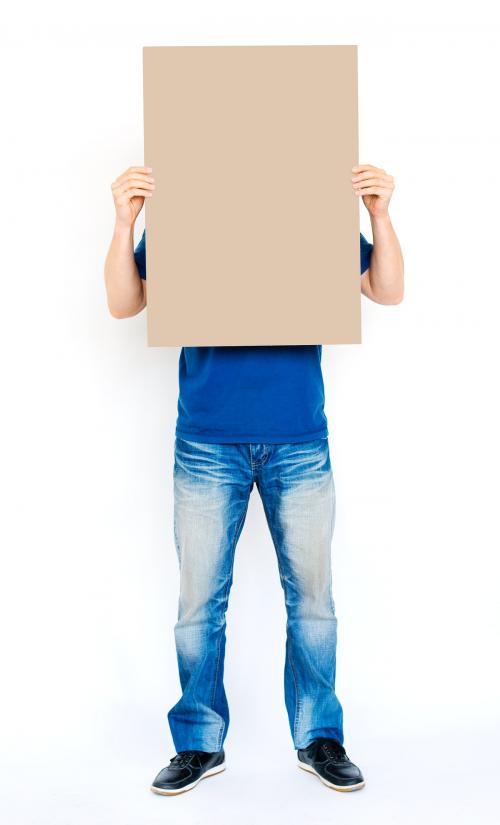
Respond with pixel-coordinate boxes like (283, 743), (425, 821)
(150, 762), (226, 796)
(298, 760), (365, 792)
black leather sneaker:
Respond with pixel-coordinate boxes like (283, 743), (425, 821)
(297, 737), (365, 792)
(150, 749), (226, 795)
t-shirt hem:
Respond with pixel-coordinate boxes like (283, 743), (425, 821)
(175, 426), (329, 445)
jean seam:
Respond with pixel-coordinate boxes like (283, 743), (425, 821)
(212, 498), (250, 751)
(289, 636), (302, 746)
(259, 494), (302, 746)
(328, 470), (336, 614)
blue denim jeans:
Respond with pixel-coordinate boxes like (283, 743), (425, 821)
(167, 436), (343, 752)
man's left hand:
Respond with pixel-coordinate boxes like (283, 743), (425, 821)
(351, 164), (395, 217)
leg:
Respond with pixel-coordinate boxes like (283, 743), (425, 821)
(167, 437), (253, 752)
(256, 438), (343, 749)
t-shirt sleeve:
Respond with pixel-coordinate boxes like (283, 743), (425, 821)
(360, 232), (373, 275)
(134, 228), (147, 280)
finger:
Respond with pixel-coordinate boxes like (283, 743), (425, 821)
(352, 164), (384, 174)
(352, 177), (393, 190)
(112, 167), (154, 187)
(112, 186), (155, 203)
(112, 172), (155, 189)
(126, 165), (153, 175)
(354, 187), (392, 197)
(112, 180), (156, 198)
(115, 187), (154, 202)
(113, 166), (152, 184)
(352, 171), (393, 184)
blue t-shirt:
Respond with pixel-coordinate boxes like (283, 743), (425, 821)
(134, 230), (373, 443)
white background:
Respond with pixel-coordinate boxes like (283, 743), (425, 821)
(1, 2), (499, 823)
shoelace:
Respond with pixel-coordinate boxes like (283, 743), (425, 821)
(320, 739), (348, 762)
(168, 750), (198, 769)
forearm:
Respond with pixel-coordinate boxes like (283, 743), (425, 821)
(104, 223), (146, 318)
(367, 214), (404, 304)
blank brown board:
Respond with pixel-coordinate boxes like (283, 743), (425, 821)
(143, 45), (361, 346)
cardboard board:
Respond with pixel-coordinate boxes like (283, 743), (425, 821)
(143, 45), (360, 346)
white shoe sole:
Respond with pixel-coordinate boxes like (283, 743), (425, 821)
(150, 762), (226, 796)
(298, 760), (365, 792)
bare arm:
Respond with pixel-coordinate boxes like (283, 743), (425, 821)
(104, 165), (155, 318)
(352, 164), (404, 305)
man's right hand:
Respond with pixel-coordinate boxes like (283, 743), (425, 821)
(111, 165), (156, 228)
(104, 165), (153, 318)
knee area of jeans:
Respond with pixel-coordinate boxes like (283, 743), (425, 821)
(176, 594), (230, 626)
(285, 599), (338, 626)
(285, 578), (335, 611)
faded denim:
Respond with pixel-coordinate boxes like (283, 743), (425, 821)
(167, 436), (344, 752)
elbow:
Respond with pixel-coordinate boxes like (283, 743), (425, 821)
(104, 271), (146, 319)
(384, 290), (404, 305)
(108, 301), (143, 319)
(107, 295), (128, 318)
(109, 306), (131, 319)
(373, 276), (405, 305)
(369, 288), (404, 305)
(107, 292), (146, 319)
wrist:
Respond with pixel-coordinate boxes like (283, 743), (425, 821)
(113, 221), (134, 237)
(369, 211), (392, 228)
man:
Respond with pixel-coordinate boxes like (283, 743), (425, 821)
(104, 162), (404, 795)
